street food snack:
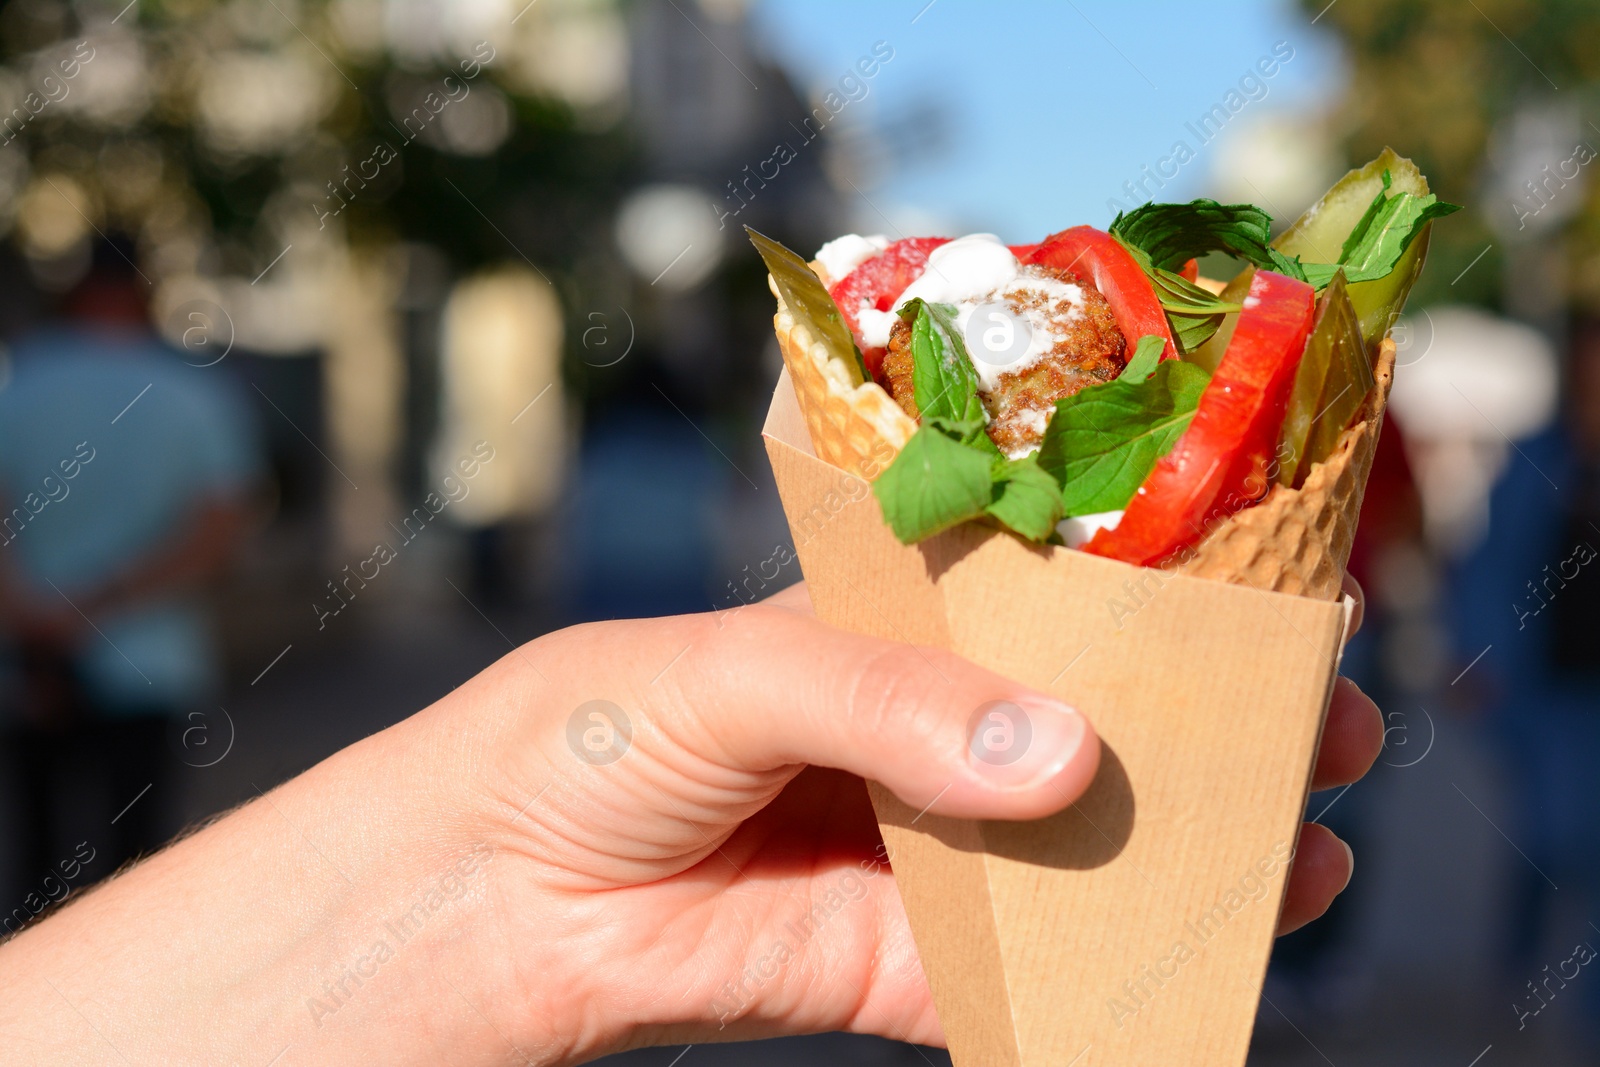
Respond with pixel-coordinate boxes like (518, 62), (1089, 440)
(753, 151), (1454, 1066)
(753, 149), (1453, 599)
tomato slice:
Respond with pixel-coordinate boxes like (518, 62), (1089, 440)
(1025, 226), (1178, 361)
(1083, 270), (1316, 566)
(828, 237), (949, 378)
(1179, 258), (1199, 282)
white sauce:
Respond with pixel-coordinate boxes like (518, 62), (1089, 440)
(963, 273), (1085, 392)
(1017, 407), (1050, 434)
(815, 233), (889, 282)
(898, 234), (1020, 305)
(850, 234), (1088, 400)
(1003, 407), (1053, 459)
(1058, 510), (1124, 549)
(855, 233), (1020, 349)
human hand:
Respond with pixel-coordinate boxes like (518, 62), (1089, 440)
(421, 576), (1379, 1060)
(0, 578), (1379, 1066)
(1277, 573), (1382, 934)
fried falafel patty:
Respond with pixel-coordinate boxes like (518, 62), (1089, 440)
(881, 264), (1126, 456)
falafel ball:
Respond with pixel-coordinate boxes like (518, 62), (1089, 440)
(880, 264), (1126, 456)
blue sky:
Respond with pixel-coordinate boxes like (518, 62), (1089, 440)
(750, 0), (1345, 240)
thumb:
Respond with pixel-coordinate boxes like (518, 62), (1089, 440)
(658, 603), (1101, 821)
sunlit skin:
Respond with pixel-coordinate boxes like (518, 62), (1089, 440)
(0, 579), (1380, 1065)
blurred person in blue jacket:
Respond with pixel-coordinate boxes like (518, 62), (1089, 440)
(1449, 316), (1600, 1043)
(0, 239), (262, 911)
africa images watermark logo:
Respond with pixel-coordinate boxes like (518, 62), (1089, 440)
(566, 700), (632, 765)
(305, 842), (495, 1027)
(968, 699), (1034, 767)
(1105, 41), (1295, 216)
(0, 441), (96, 548)
(709, 844), (890, 1028)
(714, 40), (895, 230)
(313, 442), (496, 630)
(1106, 839), (1292, 1028)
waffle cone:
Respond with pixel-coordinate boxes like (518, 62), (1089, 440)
(770, 274), (1395, 598)
(770, 283), (916, 480)
(1174, 338), (1396, 600)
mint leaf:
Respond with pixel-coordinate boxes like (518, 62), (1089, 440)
(1037, 341), (1210, 515)
(1300, 177), (1462, 288)
(1111, 185), (1460, 297)
(984, 453), (1065, 542)
(873, 418), (1064, 545)
(871, 418), (995, 542)
(1110, 200), (1307, 281)
(746, 227), (868, 383)
(1167, 310), (1228, 355)
(1337, 168), (1395, 264)
(1118, 334), (1167, 381)
(901, 298), (987, 426)
(1116, 237), (1242, 354)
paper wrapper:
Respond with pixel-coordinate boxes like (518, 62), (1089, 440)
(761, 296), (1392, 1066)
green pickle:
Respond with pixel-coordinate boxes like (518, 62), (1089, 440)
(1278, 273), (1370, 489)
(746, 227), (868, 385)
(1197, 149), (1438, 481)
(1190, 266), (1255, 375)
(1274, 148), (1434, 348)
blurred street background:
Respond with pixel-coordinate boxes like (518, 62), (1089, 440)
(0, 0), (1595, 1063)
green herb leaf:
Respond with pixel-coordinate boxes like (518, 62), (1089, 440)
(1037, 338), (1210, 515)
(746, 227), (869, 384)
(1299, 174), (1462, 289)
(1272, 149), (1439, 345)
(1110, 200), (1307, 281)
(902, 298), (988, 426)
(1145, 265), (1242, 318)
(923, 414), (1000, 455)
(1338, 169), (1396, 263)
(871, 418), (996, 543)
(1118, 334), (1167, 381)
(984, 453), (1065, 542)
(1116, 237), (1242, 354)
(1166, 312), (1228, 355)
(1111, 166), (1461, 355)
(1151, 274), (1237, 354)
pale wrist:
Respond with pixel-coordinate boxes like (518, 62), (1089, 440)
(0, 711), (550, 1066)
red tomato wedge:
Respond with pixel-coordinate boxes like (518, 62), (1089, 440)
(828, 237), (949, 378)
(1083, 270), (1317, 566)
(1025, 226), (1178, 361)
(1179, 258), (1199, 282)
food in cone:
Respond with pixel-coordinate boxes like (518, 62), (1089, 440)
(754, 149), (1455, 1066)
(750, 150), (1453, 598)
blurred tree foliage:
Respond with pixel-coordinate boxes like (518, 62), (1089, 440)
(0, 0), (638, 308)
(1304, 0), (1600, 312)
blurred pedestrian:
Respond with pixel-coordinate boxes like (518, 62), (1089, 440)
(1268, 413), (1428, 1025)
(1449, 315), (1600, 1045)
(0, 238), (262, 924)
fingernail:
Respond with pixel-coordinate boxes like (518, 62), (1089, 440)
(967, 696), (1088, 789)
(1338, 837), (1355, 891)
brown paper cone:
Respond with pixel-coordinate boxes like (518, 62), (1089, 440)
(763, 271), (1397, 1062)
(763, 370), (1352, 1065)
